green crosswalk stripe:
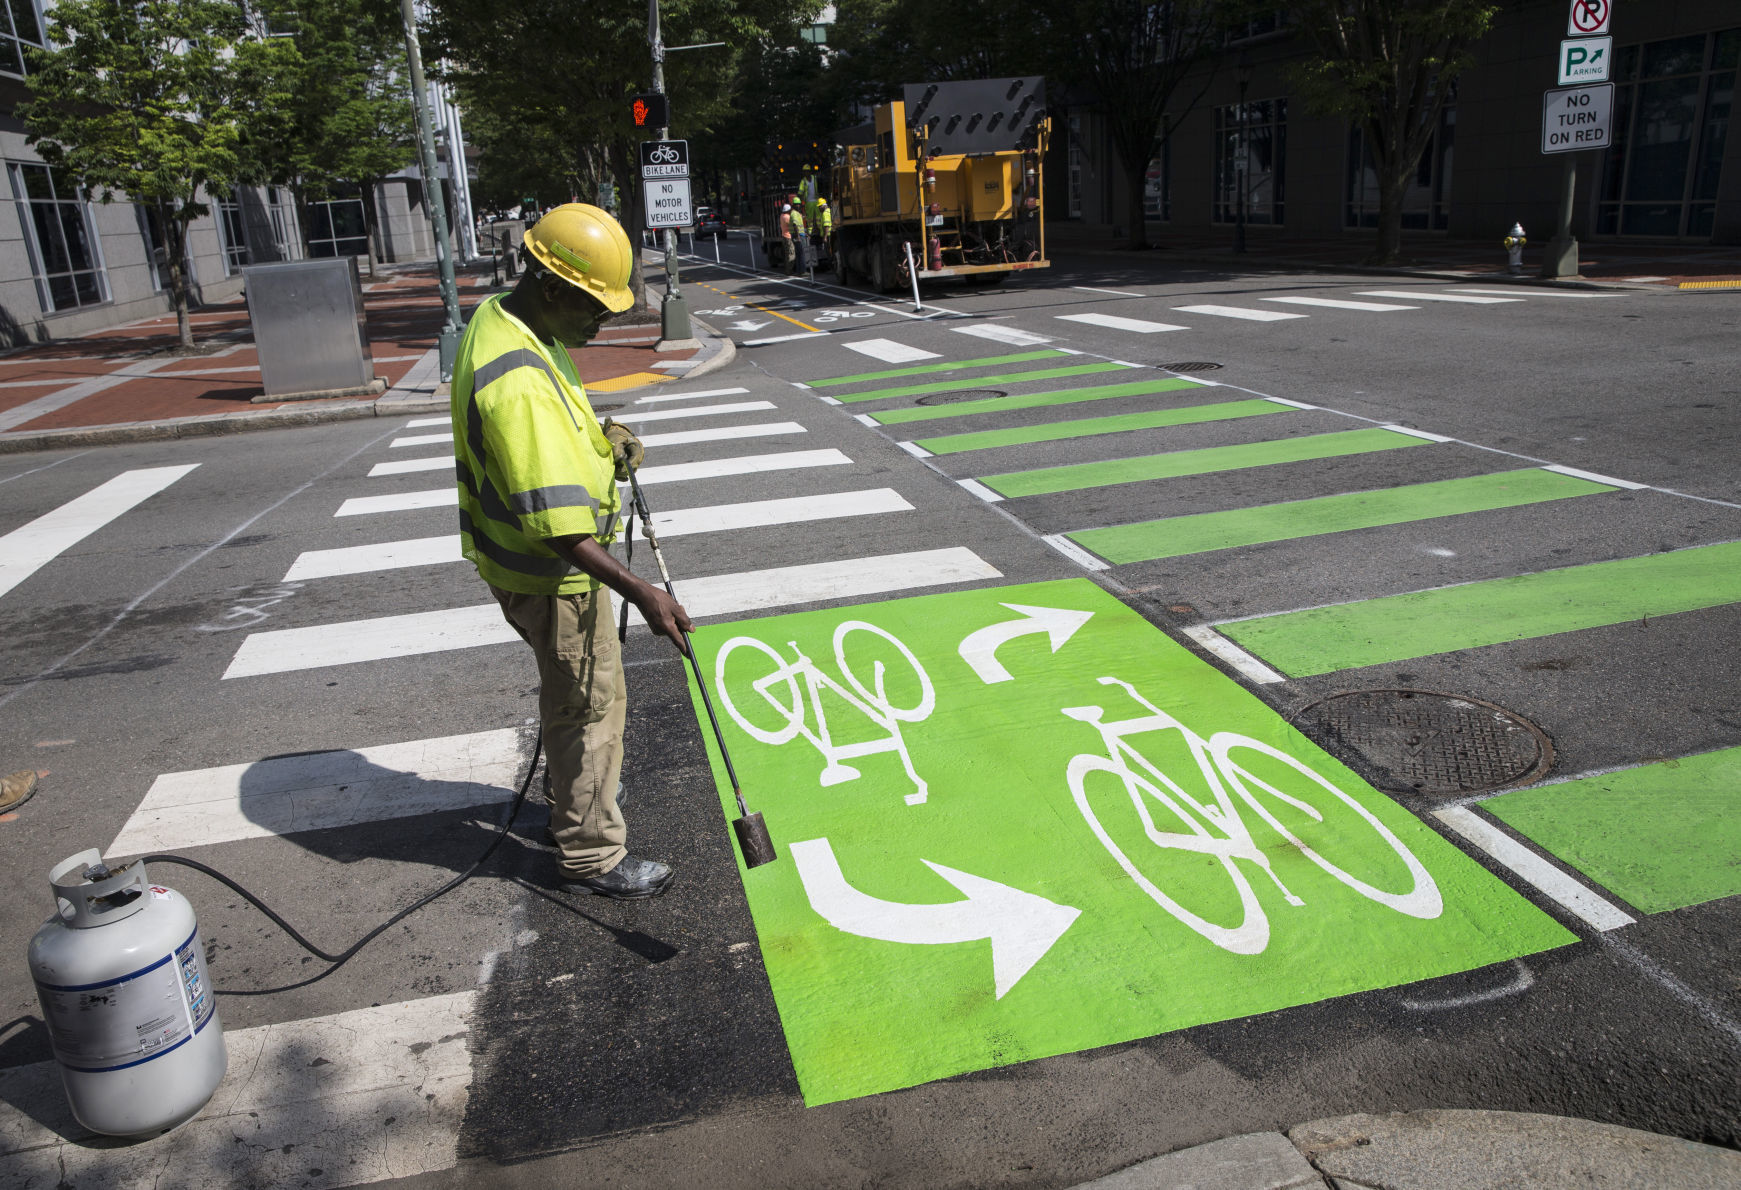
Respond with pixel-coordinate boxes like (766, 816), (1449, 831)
(838, 363), (1126, 404)
(806, 350), (1067, 388)
(984, 427), (1430, 498)
(911, 398), (1284, 454)
(873, 377), (1197, 426)
(1483, 747), (1741, 914)
(1219, 538), (1741, 679)
(1069, 468), (1611, 565)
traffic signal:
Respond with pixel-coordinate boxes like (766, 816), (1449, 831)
(629, 93), (668, 129)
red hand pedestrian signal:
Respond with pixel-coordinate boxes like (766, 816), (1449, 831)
(629, 93), (668, 130)
(633, 99), (648, 127)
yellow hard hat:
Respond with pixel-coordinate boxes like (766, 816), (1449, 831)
(523, 204), (634, 313)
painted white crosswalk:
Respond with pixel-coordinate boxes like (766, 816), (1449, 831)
(845, 339), (940, 363)
(0, 464), (199, 600)
(336, 487), (454, 517)
(952, 324), (1054, 346)
(615, 400), (776, 423)
(637, 420), (806, 448)
(390, 432), (453, 448)
(633, 385), (749, 403)
(634, 447), (851, 485)
(405, 415), (451, 428)
(1262, 296), (1417, 312)
(1055, 313), (1186, 333)
(1357, 290), (1523, 304)
(1172, 304), (1307, 321)
(369, 455), (451, 477)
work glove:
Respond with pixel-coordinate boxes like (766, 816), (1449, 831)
(600, 419), (644, 480)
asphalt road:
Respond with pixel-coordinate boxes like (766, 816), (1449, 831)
(0, 250), (1736, 1189)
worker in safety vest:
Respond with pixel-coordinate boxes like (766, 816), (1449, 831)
(815, 196), (833, 238)
(788, 196), (809, 272)
(450, 203), (691, 900)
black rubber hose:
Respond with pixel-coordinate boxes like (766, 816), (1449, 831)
(142, 733), (542, 996)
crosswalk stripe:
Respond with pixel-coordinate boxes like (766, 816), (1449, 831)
(871, 378), (1196, 426)
(391, 432), (453, 448)
(110, 729), (528, 852)
(0, 464), (199, 600)
(844, 338), (941, 363)
(952, 324), (1054, 346)
(1448, 288), (1619, 299)
(1433, 807), (1635, 932)
(806, 349), (1067, 388)
(1357, 290), (1523, 304)
(370, 456), (450, 477)
(1068, 467), (1612, 565)
(336, 488), (454, 517)
(404, 415), (450, 428)
(1171, 304), (1307, 321)
(615, 400), (776, 423)
(1056, 313), (1187, 333)
(1261, 296), (1417, 312)
(836, 362), (1127, 404)
(911, 398), (1285, 455)
(285, 535), (459, 580)
(635, 447), (851, 484)
(982, 427), (1430, 498)
(224, 547), (1001, 677)
(638, 420), (806, 448)
(634, 386), (749, 403)
(0, 992), (478, 1187)
(1217, 538), (1741, 678)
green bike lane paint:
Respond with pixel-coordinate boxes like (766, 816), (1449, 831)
(911, 398), (1288, 455)
(683, 578), (1572, 1106)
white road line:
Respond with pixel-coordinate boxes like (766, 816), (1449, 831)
(1356, 290), (1523, 304)
(1041, 533), (1110, 571)
(390, 432), (453, 448)
(110, 729), (528, 852)
(614, 400), (776, 423)
(225, 547), (1000, 676)
(1433, 807), (1636, 932)
(336, 488), (454, 517)
(1056, 313), (1187, 333)
(0, 992), (478, 1188)
(897, 440), (934, 458)
(744, 332), (817, 345)
(638, 421), (806, 448)
(1542, 463), (1649, 490)
(0, 465), (200, 600)
(1181, 625), (1285, 684)
(1448, 288), (1621, 298)
(952, 324), (1054, 346)
(405, 415), (450, 428)
(284, 535), (460, 581)
(634, 386), (749, 403)
(370, 455), (451, 477)
(843, 338), (939, 363)
(1262, 296), (1418, 312)
(654, 488), (914, 537)
(854, 413), (878, 426)
(635, 447), (851, 485)
(1266, 396), (1318, 410)
(817, 394), (842, 405)
(1071, 285), (1144, 297)
(957, 479), (1004, 503)
(1380, 424), (1453, 442)
(1172, 304), (1307, 321)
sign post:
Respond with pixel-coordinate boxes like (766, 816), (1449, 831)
(1540, 0), (1618, 279)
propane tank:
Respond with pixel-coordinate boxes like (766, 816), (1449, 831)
(28, 850), (226, 1137)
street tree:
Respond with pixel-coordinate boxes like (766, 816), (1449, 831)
(1289, 0), (1498, 263)
(19, 0), (293, 347)
(826, 0), (1032, 111)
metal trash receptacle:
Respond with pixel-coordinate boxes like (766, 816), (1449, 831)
(242, 258), (383, 403)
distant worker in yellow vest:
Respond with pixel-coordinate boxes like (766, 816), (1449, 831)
(450, 203), (691, 900)
(815, 196), (832, 238)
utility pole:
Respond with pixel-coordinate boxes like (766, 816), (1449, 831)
(400, 0), (463, 378)
(648, 0), (691, 347)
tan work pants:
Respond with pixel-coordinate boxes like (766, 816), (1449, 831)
(490, 584), (627, 879)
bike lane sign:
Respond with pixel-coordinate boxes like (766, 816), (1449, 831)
(686, 578), (1575, 1106)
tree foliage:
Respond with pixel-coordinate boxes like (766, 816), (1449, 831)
(19, 0), (294, 345)
(825, 0), (1034, 111)
(1289, 0), (1497, 262)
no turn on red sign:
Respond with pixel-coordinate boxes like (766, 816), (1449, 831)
(1568, 0), (1610, 36)
(1542, 83), (1615, 153)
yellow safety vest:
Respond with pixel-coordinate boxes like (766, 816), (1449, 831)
(450, 295), (621, 595)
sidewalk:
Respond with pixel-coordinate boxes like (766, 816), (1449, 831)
(0, 261), (733, 454)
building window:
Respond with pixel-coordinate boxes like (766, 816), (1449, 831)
(1214, 98), (1286, 225)
(7, 161), (109, 313)
(1599, 28), (1737, 238)
(306, 197), (370, 258)
(1144, 141), (1170, 222)
(214, 192), (249, 274)
(1346, 105), (1455, 231)
(0, 0), (45, 78)
(1067, 115), (1083, 220)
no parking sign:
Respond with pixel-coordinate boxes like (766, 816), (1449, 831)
(1568, 0), (1610, 36)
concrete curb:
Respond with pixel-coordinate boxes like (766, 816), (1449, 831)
(1070, 1110), (1741, 1190)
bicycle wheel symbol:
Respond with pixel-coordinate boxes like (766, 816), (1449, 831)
(650, 144), (680, 164)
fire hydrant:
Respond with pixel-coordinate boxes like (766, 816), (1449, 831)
(1504, 223), (1527, 275)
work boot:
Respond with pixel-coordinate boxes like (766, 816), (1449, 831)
(562, 855), (674, 900)
(542, 780), (626, 846)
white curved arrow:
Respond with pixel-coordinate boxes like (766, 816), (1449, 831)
(958, 603), (1094, 684)
(790, 837), (1080, 999)
(728, 320), (771, 331)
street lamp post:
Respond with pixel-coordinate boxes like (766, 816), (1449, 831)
(1234, 57), (1251, 255)
(399, 0), (463, 379)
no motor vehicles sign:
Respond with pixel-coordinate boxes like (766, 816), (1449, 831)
(1542, 83), (1614, 154)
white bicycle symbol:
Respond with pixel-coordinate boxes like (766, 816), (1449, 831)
(810, 309), (876, 325)
(1065, 677), (1442, 955)
(716, 623), (936, 805)
(649, 144), (681, 164)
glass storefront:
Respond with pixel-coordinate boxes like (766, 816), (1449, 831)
(1214, 99), (1286, 225)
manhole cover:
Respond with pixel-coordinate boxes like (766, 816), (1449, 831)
(1161, 361), (1223, 373)
(915, 389), (1007, 406)
(1291, 689), (1553, 798)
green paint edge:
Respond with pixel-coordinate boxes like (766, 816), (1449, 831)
(1221, 538), (1741, 678)
(838, 363), (1126, 404)
(1483, 747), (1741, 913)
(806, 349), (1066, 387)
(873, 377), (1196, 426)
(1070, 468), (1610, 565)
(914, 398), (1284, 455)
(985, 427), (1428, 498)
